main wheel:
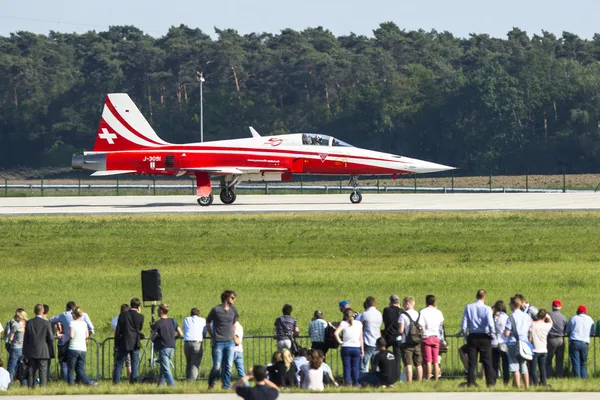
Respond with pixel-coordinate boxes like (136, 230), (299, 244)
(350, 191), (362, 204)
(219, 188), (237, 205)
(197, 193), (214, 206)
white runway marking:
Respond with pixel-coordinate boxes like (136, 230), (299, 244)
(0, 193), (599, 215)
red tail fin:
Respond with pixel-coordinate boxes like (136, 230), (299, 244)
(93, 94), (170, 152)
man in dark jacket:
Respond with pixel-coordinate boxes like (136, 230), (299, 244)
(113, 298), (145, 384)
(23, 304), (54, 388)
(382, 294), (403, 370)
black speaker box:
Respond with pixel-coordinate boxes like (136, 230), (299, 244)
(141, 269), (162, 302)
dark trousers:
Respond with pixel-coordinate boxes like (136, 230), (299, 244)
(311, 342), (329, 355)
(114, 349), (140, 384)
(341, 347), (361, 386)
(27, 358), (49, 388)
(546, 337), (565, 378)
(491, 347), (510, 384)
(466, 334), (495, 386)
(531, 352), (548, 385)
(391, 342), (403, 378)
(569, 340), (589, 379)
(67, 350), (91, 385)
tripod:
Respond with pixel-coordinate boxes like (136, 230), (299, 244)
(139, 301), (159, 376)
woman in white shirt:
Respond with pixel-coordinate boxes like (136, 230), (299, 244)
(300, 349), (325, 391)
(334, 309), (364, 386)
(419, 295), (444, 381)
(531, 309), (552, 386)
(492, 300), (510, 385)
(67, 307), (94, 385)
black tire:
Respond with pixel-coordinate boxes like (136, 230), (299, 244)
(219, 188), (237, 205)
(350, 191), (362, 204)
(197, 194), (214, 206)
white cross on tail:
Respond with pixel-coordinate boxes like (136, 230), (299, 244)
(99, 128), (117, 144)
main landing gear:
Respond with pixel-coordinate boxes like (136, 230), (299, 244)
(197, 194), (214, 206)
(349, 174), (362, 204)
(219, 187), (236, 204)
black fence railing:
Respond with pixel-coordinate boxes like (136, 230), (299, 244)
(2, 334), (599, 381)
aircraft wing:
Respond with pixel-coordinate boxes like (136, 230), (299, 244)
(182, 167), (288, 175)
(91, 170), (137, 176)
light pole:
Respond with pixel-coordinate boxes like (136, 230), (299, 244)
(197, 71), (205, 142)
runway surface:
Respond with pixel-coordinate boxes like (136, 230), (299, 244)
(0, 193), (599, 215)
(2, 393), (599, 400)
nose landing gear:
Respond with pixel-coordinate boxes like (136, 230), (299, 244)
(348, 174), (362, 204)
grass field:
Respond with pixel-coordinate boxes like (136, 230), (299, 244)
(4, 378), (600, 395)
(2, 211), (600, 392)
(1, 212), (599, 338)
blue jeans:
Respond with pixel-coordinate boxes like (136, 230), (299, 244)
(531, 352), (548, 385)
(7, 346), (22, 383)
(58, 344), (69, 382)
(113, 349), (140, 384)
(233, 351), (246, 378)
(569, 340), (589, 378)
(158, 348), (175, 386)
(361, 345), (377, 374)
(358, 373), (381, 386)
(208, 340), (235, 389)
(341, 347), (361, 386)
(67, 350), (91, 385)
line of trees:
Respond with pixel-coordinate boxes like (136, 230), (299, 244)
(1, 23), (600, 174)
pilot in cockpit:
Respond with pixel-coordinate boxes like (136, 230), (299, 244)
(314, 135), (322, 145)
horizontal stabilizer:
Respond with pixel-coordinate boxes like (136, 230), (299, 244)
(91, 170), (136, 176)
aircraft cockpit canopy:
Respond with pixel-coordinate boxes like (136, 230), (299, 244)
(301, 133), (354, 147)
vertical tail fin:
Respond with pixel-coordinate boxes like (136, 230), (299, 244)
(93, 93), (170, 152)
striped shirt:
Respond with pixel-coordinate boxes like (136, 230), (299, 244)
(275, 315), (297, 340)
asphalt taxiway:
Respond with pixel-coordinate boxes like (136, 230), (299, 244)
(0, 193), (599, 215)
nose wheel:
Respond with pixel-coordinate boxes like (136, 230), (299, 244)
(348, 174), (362, 204)
(350, 191), (362, 204)
(197, 194), (214, 206)
(219, 188), (237, 205)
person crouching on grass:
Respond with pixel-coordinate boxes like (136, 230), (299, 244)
(358, 337), (398, 388)
(234, 365), (279, 400)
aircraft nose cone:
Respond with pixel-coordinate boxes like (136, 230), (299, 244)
(416, 161), (456, 173)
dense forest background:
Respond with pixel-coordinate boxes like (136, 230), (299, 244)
(1, 22), (600, 174)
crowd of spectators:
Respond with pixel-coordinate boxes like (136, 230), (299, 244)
(0, 290), (598, 395)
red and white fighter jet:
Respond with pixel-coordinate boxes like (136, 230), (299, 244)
(72, 93), (454, 205)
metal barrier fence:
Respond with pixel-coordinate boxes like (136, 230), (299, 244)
(1, 183), (594, 195)
(3, 334), (600, 381)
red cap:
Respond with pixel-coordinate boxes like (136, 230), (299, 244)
(552, 300), (562, 308)
(577, 305), (587, 314)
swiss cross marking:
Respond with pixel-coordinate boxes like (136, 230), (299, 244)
(99, 128), (117, 144)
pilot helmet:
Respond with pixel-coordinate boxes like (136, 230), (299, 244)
(315, 135), (321, 142)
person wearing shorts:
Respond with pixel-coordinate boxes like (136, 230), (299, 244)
(504, 296), (532, 389)
(419, 295), (444, 381)
(398, 296), (422, 382)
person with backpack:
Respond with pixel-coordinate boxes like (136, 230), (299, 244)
(461, 289), (495, 387)
(398, 296), (423, 382)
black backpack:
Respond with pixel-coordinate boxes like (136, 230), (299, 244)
(324, 324), (339, 349)
(402, 311), (423, 346)
(15, 357), (29, 382)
